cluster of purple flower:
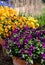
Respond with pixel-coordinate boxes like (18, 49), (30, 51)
(5, 26), (45, 64)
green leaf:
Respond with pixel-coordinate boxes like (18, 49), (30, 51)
(28, 40), (33, 45)
(27, 57), (33, 64)
(24, 45), (29, 49)
(9, 41), (14, 46)
(22, 54), (27, 59)
(20, 38), (23, 43)
(14, 34), (17, 37)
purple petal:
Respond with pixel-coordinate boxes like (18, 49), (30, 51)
(42, 53), (45, 60)
(28, 51), (32, 56)
(42, 42), (45, 48)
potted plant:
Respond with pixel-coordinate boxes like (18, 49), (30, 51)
(4, 26), (45, 65)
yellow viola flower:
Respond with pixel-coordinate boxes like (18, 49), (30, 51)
(7, 20), (12, 24)
(4, 26), (8, 29)
(0, 11), (3, 16)
(30, 22), (35, 28)
(8, 25), (11, 29)
(10, 13), (14, 17)
(5, 11), (10, 17)
(9, 7), (14, 13)
(4, 6), (9, 11)
(26, 21), (30, 26)
(36, 23), (39, 28)
(3, 13), (7, 17)
(13, 10), (18, 16)
(0, 24), (3, 27)
(15, 22), (19, 26)
(0, 16), (5, 20)
(28, 17), (34, 21)
(5, 33), (9, 37)
(33, 20), (38, 23)
(5, 28), (9, 33)
(0, 27), (3, 35)
(13, 16), (17, 20)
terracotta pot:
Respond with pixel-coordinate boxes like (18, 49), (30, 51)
(13, 57), (26, 65)
(0, 38), (5, 46)
(0, 38), (5, 56)
(13, 57), (39, 65)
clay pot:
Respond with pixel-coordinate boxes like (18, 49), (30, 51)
(13, 57), (26, 65)
(0, 38), (5, 46)
(13, 57), (39, 65)
(0, 38), (5, 56)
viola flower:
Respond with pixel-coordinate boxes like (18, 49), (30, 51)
(37, 39), (41, 42)
(17, 42), (21, 48)
(14, 36), (20, 42)
(42, 53), (45, 60)
(10, 37), (15, 42)
(36, 31), (41, 37)
(28, 50), (32, 56)
(42, 42), (45, 48)
(12, 28), (20, 35)
(5, 40), (8, 48)
(40, 38), (45, 42)
(26, 34), (32, 40)
(29, 45), (35, 51)
(21, 49), (25, 54)
(23, 39), (28, 45)
(32, 29), (36, 32)
(43, 30), (45, 34)
(24, 26), (28, 30)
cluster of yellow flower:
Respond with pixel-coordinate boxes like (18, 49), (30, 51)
(0, 6), (18, 37)
(0, 6), (39, 38)
(17, 16), (39, 29)
(0, 6), (18, 20)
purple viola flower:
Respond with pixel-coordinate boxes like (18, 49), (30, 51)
(20, 32), (25, 38)
(14, 36), (20, 42)
(42, 53), (45, 60)
(5, 40), (8, 48)
(42, 42), (45, 48)
(39, 38), (45, 42)
(21, 49), (25, 54)
(24, 26), (28, 30)
(12, 28), (20, 34)
(43, 30), (45, 34)
(28, 50), (32, 56)
(37, 39), (40, 42)
(32, 29), (36, 32)
(36, 31), (41, 37)
(12, 30), (16, 34)
(26, 34), (32, 40)
(17, 42), (21, 48)
(10, 37), (15, 42)
(29, 45), (35, 51)
(23, 39), (28, 44)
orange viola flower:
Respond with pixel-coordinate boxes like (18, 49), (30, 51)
(5, 33), (9, 37)
(11, 24), (16, 31)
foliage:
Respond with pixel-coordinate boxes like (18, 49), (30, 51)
(34, 8), (45, 27)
